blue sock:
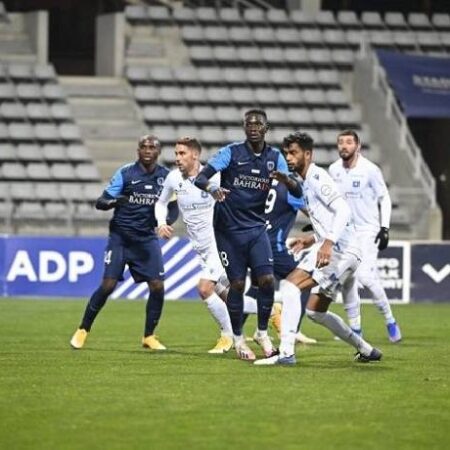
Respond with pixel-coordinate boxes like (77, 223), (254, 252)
(226, 287), (244, 335)
(256, 283), (274, 331)
(145, 289), (165, 336)
(80, 287), (110, 331)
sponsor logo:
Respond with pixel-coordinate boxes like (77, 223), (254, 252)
(321, 184), (332, 196)
(267, 161), (275, 171)
(352, 180), (360, 188)
(422, 263), (450, 283)
(131, 180), (141, 185)
(157, 177), (164, 185)
(237, 161), (250, 166)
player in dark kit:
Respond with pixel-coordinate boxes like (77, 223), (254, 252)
(245, 177), (317, 345)
(70, 135), (178, 351)
(194, 109), (302, 361)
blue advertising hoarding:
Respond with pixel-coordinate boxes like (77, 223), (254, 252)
(0, 236), (449, 302)
(377, 49), (450, 118)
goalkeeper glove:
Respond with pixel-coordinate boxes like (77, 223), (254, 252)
(375, 227), (389, 251)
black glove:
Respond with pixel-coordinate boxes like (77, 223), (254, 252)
(301, 223), (313, 233)
(95, 195), (128, 210)
(375, 227), (389, 251)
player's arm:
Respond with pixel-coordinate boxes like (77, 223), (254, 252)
(155, 179), (176, 238)
(371, 166), (392, 250)
(95, 167), (128, 210)
(194, 146), (231, 201)
(270, 153), (302, 197)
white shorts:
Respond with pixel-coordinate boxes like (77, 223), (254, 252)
(197, 246), (227, 283)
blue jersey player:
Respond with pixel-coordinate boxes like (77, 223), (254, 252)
(246, 178), (317, 346)
(70, 135), (178, 351)
(195, 109), (302, 361)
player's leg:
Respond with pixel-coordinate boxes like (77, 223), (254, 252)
(341, 274), (362, 335)
(359, 236), (401, 342)
(199, 277), (233, 354)
(306, 252), (382, 361)
(295, 288), (317, 344)
(130, 238), (167, 350)
(215, 229), (254, 360)
(250, 230), (278, 358)
(70, 233), (124, 349)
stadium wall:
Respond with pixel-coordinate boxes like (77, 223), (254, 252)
(0, 236), (449, 303)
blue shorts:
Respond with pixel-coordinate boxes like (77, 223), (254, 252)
(103, 232), (164, 282)
(215, 226), (273, 282)
(272, 248), (297, 280)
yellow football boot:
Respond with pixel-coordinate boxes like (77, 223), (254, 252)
(70, 328), (88, 349)
(142, 335), (167, 350)
(208, 335), (233, 354)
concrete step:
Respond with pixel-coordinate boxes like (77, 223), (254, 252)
(68, 98), (139, 120)
(79, 119), (146, 140)
(87, 139), (138, 161)
(59, 76), (131, 98)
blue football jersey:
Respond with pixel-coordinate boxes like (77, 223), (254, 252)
(104, 161), (169, 240)
(208, 141), (290, 231)
(265, 180), (305, 252)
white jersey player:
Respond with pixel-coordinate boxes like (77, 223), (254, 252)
(256, 131), (383, 365)
(155, 137), (233, 354)
(329, 129), (401, 343)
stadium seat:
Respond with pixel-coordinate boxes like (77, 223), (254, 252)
(0, 83), (16, 100)
(172, 66), (198, 84)
(331, 49), (356, 69)
(369, 30), (395, 48)
(197, 67), (223, 85)
(317, 69), (341, 88)
(204, 26), (229, 45)
(34, 64), (57, 82)
(278, 88), (304, 106)
(42, 144), (67, 162)
(192, 106), (217, 124)
(385, 12), (408, 30)
(2, 162), (28, 180)
(213, 46), (239, 65)
(66, 144), (91, 162)
(59, 124), (82, 141)
(16, 83), (42, 101)
(148, 66), (174, 84)
(14, 201), (46, 220)
(143, 105), (169, 124)
(206, 86), (232, 105)
(218, 8), (241, 25)
(264, 107), (289, 126)
(195, 7), (219, 24)
(337, 11), (361, 29)
(269, 68), (295, 87)
(287, 108), (313, 126)
(228, 26), (252, 45)
(35, 123), (60, 141)
(147, 5), (171, 25)
(307, 48), (333, 68)
(134, 86), (159, 103)
(75, 164), (100, 181)
(199, 127), (225, 145)
(189, 45), (214, 65)
(0, 122), (9, 140)
(416, 32), (442, 51)
(326, 89), (348, 108)
(9, 182), (35, 200)
(237, 46), (262, 65)
(172, 7), (196, 24)
(266, 9), (290, 26)
(183, 86), (208, 104)
(252, 27), (277, 46)
(167, 105), (191, 124)
(26, 102), (51, 121)
(230, 87), (256, 105)
(246, 68), (270, 86)
(9, 123), (35, 141)
(17, 144), (43, 161)
(125, 5), (148, 23)
(311, 108), (336, 127)
(35, 182), (60, 201)
(255, 87), (279, 106)
(243, 9), (266, 26)
(408, 13), (432, 30)
(27, 162), (51, 180)
(42, 84), (66, 101)
(1, 102), (26, 121)
(361, 12), (384, 29)
(216, 106), (240, 125)
(7, 63), (34, 81)
(181, 25), (204, 45)
(274, 28), (301, 46)
(0, 144), (16, 161)
(51, 163), (77, 181)
(432, 13), (450, 31)
(315, 10), (337, 28)
(50, 103), (72, 121)
(323, 29), (348, 48)
(393, 31), (418, 50)
(60, 182), (84, 201)
(293, 69), (317, 87)
(261, 47), (285, 66)
(283, 48), (309, 67)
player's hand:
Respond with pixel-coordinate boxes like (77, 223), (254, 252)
(375, 227), (389, 251)
(209, 185), (230, 202)
(270, 170), (289, 184)
(288, 235), (314, 253)
(158, 224), (173, 239)
(316, 239), (333, 268)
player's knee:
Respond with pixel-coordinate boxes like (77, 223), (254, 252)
(306, 309), (326, 324)
(100, 279), (117, 296)
(198, 281), (215, 300)
(257, 274), (275, 291)
(230, 279), (246, 293)
(148, 279), (164, 294)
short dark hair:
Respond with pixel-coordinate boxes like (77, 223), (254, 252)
(176, 136), (202, 153)
(138, 134), (161, 148)
(337, 129), (360, 145)
(244, 109), (267, 121)
(282, 131), (314, 151)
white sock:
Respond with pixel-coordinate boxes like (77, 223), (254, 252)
(256, 329), (268, 338)
(279, 280), (301, 357)
(204, 293), (232, 336)
(364, 279), (395, 324)
(342, 279), (361, 331)
(243, 295), (258, 315)
(306, 309), (373, 356)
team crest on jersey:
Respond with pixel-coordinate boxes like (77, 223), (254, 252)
(157, 177), (164, 186)
(267, 161), (275, 171)
(353, 180), (360, 187)
(201, 190), (209, 198)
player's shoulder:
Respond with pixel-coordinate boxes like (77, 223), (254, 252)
(328, 159), (341, 173)
(359, 155), (383, 175)
(157, 164), (170, 176)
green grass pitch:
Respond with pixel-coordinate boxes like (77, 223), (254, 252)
(0, 299), (449, 450)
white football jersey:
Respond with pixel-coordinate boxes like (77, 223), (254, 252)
(301, 163), (358, 252)
(156, 168), (220, 254)
(329, 154), (389, 233)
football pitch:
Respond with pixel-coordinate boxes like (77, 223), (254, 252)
(0, 299), (449, 450)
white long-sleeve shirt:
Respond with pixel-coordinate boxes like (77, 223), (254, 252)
(155, 168), (220, 254)
(329, 154), (391, 233)
(301, 163), (359, 254)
